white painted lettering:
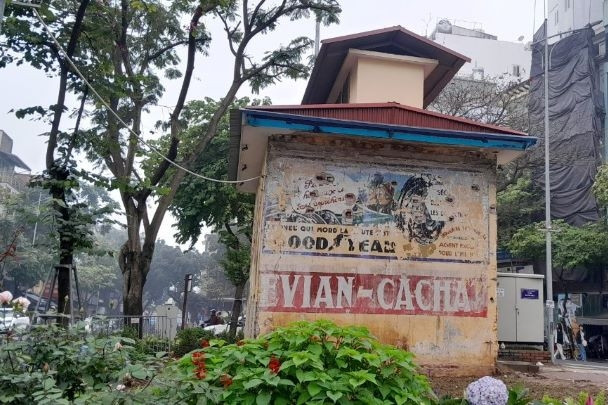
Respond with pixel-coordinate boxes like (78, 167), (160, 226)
(302, 275), (312, 308)
(433, 279), (452, 312)
(453, 280), (471, 312)
(280, 275), (301, 308)
(415, 280), (433, 311)
(394, 277), (414, 310)
(314, 276), (334, 308)
(377, 278), (395, 310)
(336, 276), (354, 308)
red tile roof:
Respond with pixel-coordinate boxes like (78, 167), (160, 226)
(250, 102), (526, 136)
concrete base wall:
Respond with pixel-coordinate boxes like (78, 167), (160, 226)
(498, 349), (551, 363)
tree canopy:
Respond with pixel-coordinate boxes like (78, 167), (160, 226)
(508, 220), (608, 281)
(170, 96), (258, 335)
(2, 0), (341, 317)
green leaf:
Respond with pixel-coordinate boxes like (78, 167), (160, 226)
(327, 391), (343, 402)
(43, 378), (55, 390)
(243, 378), (264, 390)
(131, 369), (148, 380)
(296, 369), (316, 383)
(256, 391), (272, 405)
(274, 397), (290, 405)
(307, 382), (322, 397)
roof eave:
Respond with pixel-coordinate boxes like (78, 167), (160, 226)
(229, 109), (536, 191)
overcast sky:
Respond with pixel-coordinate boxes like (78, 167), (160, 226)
(0, 0), (543, 247)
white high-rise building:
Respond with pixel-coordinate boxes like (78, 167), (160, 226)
(546, 0), (603, 41)
(430, 19), (531, 82)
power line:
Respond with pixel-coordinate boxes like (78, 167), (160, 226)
(33, 8), (259, 185)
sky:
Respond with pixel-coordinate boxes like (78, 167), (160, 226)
(0, 0), (544, 248)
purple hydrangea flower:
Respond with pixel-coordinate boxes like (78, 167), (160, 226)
(465, 376), (508, 405)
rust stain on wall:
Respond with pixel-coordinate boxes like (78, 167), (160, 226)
(246, 138), (498, 376)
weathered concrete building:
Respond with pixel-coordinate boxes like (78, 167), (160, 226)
(230, 26), (536, 376)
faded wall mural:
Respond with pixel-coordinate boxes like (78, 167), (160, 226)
(258, 156), (490, 317)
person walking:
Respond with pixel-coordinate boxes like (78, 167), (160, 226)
(554, 323), (566, 360)
(575, 325), (587, 361)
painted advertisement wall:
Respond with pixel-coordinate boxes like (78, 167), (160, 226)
(248, 141), (497, 376)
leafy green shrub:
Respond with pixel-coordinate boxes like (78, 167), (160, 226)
(153, 320), (435, 404)
(120, 326), (140, 340)
(216, 329), (244, 344)
(173, 327), (216, 357)
(134, 336), (170, 358)
(0, 323), (159, 403)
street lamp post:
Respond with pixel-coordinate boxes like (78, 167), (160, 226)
(181, 274), (193, 330)
(543, 16), (555, 364)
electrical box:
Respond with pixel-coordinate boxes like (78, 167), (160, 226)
(497, 273), (544, 343)
(155, 300), (179, 340)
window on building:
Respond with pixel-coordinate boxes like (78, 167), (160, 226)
(512, 65), (521, 77)
(564, 0), (570, 10)
(555, 10), (559, 24)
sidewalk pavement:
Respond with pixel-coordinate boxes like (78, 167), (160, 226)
(540, 360), (608, 386)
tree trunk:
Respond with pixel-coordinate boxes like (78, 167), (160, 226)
(228, 283), (245, 339)
(44, 0), (90, 319)
(122, 263), (144, 316)
(119, 207), (155, 335)
(51, 167), (73, 321)
(120, 250), (146, 338)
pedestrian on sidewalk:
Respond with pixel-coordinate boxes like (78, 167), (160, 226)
(554, 323), (566, 360)
(575, 324), (587, 362)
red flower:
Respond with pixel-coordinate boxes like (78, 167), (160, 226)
(268, 356), (281, 374)
(192, 352), (205, 365)
(200, 339), (210, 348)
(220, 374), (233, 388)
(195, 366), (206, 380)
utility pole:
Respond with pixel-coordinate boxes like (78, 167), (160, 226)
(543, 10), (555, 363)
(181, 274), (193, 330)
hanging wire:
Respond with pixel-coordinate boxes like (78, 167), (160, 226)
(33, 8), (260, 185)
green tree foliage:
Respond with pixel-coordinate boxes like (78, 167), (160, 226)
(0, 188), (55, 295)
(508, 220), (608, 287)
(593, 164), (608, 206)
(75, 250), (120, 316)
(144, 240), (210, 313)
(3, 0), (341, 318)
(170, 97), (260, 337)
(168, 97), (262, 248)
(496, 175), (544, 249)
(1, 0), (108, 315)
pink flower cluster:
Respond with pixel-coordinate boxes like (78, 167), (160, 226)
(0, 291), (13, 305)
(0, 291), (31, 312)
